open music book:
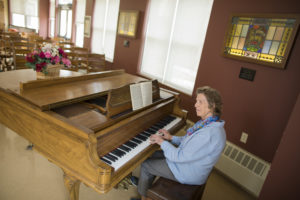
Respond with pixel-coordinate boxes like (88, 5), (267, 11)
(130, 81), (153, 110)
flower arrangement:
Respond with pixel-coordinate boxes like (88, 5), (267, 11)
(25, 43), (71, 74)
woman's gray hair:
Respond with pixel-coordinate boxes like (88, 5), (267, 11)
(196, 86), (223, 118)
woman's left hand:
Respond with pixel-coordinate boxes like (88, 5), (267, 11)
(149, 134), (164, 145)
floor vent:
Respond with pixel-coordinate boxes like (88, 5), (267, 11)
(214, 141), (270, 197)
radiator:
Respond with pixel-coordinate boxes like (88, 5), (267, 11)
(214, 141), (270, 197)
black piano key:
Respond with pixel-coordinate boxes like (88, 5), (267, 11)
(117, 147), (129, 154)
(136, 134), (147, 141)
(164, 115), (173, 121)
(144, 131), (154, 136)
(104, 154), (117, 162)
(119, 145), (131, 152)
(124, 141), (137, 148)
(153, 123), (164, 129)
(103, 155), (113, 162)
(140, 134), (150, 139)
(134, 136), (145, 142)
(160, 117), (170, 122)
(110, 152), (120, 158)
(165, 115), (176, 121)
(145, 128), (156, 134)
(131, 138), (142, 144)
(108, 153), (119, 160)
(149, 126), (159, 131)
(161, 118), (172, 124)
(165, 115), (174, 119)
(100, 157), (112, 165)
(116, 148), (126, 156)
(114, 152), (124, 158)
(157, 120), (168, 126)
(112, 149), (125, 157)
(141, 131), (151, 137)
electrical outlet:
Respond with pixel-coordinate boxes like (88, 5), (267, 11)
(240, 132), (248, 143)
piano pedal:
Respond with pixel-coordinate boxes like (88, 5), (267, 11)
(117, 181), (129, 191)
(117, 175), (134, 190)
(26, 143), (34, 150)
(129, 176), (139, 187)
(124, 177), (133, 186)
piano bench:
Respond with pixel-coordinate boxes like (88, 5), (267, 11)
(147, 177), (206, 200)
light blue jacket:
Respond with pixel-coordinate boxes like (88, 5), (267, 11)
(160, 121), (226, 185)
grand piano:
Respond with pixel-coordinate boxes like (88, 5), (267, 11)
(0, 69), (187, 200)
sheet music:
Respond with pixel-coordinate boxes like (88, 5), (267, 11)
(130, 81), (152, 110)
(140, 81), (152, 107)
(130, 84), (143, 110)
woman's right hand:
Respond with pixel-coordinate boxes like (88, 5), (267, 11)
(159, 129), (172, 141)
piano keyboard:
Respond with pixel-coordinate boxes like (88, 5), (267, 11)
(100, 115), (182, 171)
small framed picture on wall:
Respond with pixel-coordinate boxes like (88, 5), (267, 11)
(84, 16), (91, 38)
(117, 10), (139, 38)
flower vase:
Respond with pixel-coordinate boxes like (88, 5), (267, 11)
(36, 64), (64, 79)
(47, 64), (63, 76)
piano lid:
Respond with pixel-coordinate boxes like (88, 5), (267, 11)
(0, 69), (147, 110)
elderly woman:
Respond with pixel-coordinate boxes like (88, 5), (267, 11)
(133, 86), (226, 200)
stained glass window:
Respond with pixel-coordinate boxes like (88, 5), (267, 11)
(223, 14), (300, 69)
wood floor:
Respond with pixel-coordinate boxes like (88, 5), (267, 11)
(0, 123), (256, 200)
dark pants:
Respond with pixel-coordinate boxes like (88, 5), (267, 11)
(137, 150), (177, 197)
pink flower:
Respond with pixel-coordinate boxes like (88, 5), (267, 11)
(51, 56), (60, 64)
(39, 51), (45, 58)
(44, 51), (52, 58)
(58, 48), (68, 58)
(58, 48), (67, 58)
(62, 58), (71, 66)
(26, 53), (35, 63)
(35, 62), (47, 72)
(58, 48), (64, 55)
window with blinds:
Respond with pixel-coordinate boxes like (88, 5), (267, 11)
(140, 0), (214, 95)
(10, 0), (39, 31)
(91, 0), (120, 62)
(58, 2), (72, 39)
(75, 0), (86, 47)
(49, 0), (55, 37)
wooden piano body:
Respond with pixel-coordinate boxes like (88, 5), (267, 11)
(0, 69), (187, 200)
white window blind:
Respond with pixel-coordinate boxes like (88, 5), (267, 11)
(12, 14), (25, 27)
(58, 5), (72, 39)
(91, 0), (120, 62)
(10, 0), (24, 14)
(75, 0), (86, 47)
(10, 0), (39, 30)
(140, 0), (214, 95)
(49, 0), (55, 37)
(58, 0), (72, 4)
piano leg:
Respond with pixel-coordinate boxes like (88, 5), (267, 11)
(63, 172), (81, 200)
